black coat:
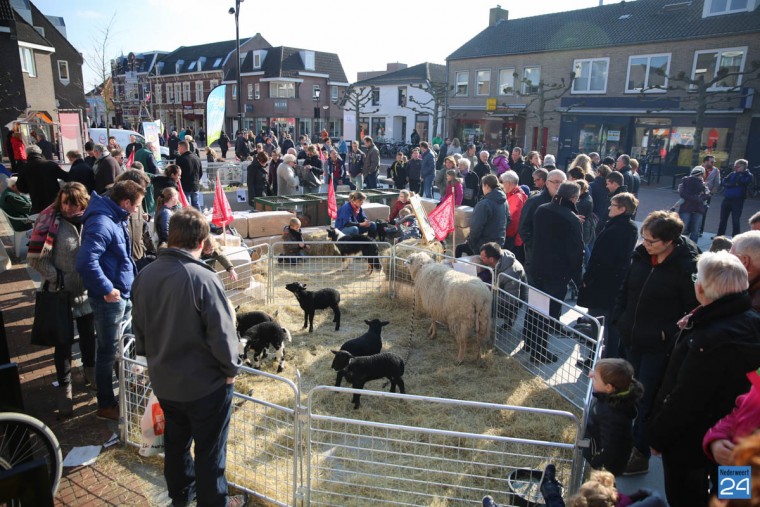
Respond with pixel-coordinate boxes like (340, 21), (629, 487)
(167, 135), (179, 156)
(390, 161), (407, 189)
(517, 189), (552, 259)
(519, 163), (537, 189)
(218, 133), (230, 150)
(583, 381), (644, 476)
(589, 175), (609, 218)
(177, 151), (202, 193)
(69, 158), (96, 195)
(578, 214), (638, 311)
(531, 199), (584, 283)
(152, 175), (178, 201)
(16, 154), (71, 213)
(648, 292), (760, 465)
(511, 156), (528, 185)
(406, 159), (421, 182)
(612, 237), (700, 354)
(247, 159), (270, 200)
(461, 171), (480, 207)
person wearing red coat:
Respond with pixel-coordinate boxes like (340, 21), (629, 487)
(442, 170), (463, 206)
(11, 131), (27, 164)
(500, 170), (527, 264)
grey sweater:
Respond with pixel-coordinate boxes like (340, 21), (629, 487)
(132, 248), (240, 402)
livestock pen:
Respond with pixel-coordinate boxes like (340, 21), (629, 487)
(119, 241), (602, 507)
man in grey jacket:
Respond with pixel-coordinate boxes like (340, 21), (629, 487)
(363, 136), (380, 189)
(132, 207), (244, 507)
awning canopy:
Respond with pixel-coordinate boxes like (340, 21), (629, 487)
(5, 110), (56, 129)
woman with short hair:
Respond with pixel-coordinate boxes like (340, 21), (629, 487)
(334, 191), (377, 237)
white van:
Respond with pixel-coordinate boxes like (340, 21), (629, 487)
(88, 128), (169, 159)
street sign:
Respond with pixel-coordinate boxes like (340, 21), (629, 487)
(486, 98), (497, 111)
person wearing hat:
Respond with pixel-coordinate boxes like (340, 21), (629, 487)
(0, 176), (32, 231)
(542, 154), (557, 169)
(676, 166), (710, 243)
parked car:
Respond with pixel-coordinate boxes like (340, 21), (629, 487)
(88, 128), (169, 159)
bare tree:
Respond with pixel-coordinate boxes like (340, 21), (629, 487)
(338, 86), (379, 140)
(86, 13), (118, 138)
(404, 80), (447, 141)
(641, 61), (760, 167)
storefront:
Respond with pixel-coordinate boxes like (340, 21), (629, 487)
(451, 113), (523, 151)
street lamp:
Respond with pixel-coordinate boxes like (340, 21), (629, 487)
(228, 0), (244, 132)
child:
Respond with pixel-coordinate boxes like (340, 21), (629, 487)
(390, 189), (411, 223)
(443, 169), (463, 206)
(583, 358), (644, 476)
(281, 217), (309, 262)
(709, 235), (732, 252)
(568, 469), (667, 507)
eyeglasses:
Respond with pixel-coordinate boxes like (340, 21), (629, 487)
(547, 179), (564, 185)
(641, 237), (663, 246)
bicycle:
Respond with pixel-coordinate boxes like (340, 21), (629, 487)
(0, 412), (63, 497)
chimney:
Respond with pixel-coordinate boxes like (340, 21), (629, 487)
(489, 5), (509, 26)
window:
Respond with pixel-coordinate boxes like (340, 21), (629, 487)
(182, 82), (191, 101)
(254, 83), (260, 100)
(19, 47), (36, 77)
(302, 51), (315, 71)
(174, 83), (181, 102)
(213, 57), (222, 68)
(455, 71), (469, 96)
(498, 68), (515, 95)
(188, 61), (196, 71)
(175, 60), (184, 74)
(155, 84), (162, 104)
(704, 0), (749, 16)
(247, 83), (254, 100)
(476, 70), (491, 96)
(522, 67), (540, 94)
(209, 79), (219, 89)
(572, 58), (609, 93)
(167, 84), (174, 103)
(398, 86), (407, 106)
(626, 54), (670, 92)
(313, 85), (320, 100)
(34, 26), (44, 37)
(57, 60), (70, 83)
(692, 47), (747, 89)
(195, 81), (204, 101)
(253, 50), (262, 69)
(371, 87), (380, 106)
(232, 85), (237, 99)
(331, 86), (339, 102)
(269, 81), (295, 98)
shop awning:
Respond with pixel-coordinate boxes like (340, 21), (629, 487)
(5, 110), (55, 129)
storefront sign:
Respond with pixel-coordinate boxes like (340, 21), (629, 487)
(607, 130), (620, 141)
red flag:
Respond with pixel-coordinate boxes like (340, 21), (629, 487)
(427, 193), (455, 241)
(212, 174), (233, 227)
(327, 180), (337, 220)
(125, 150), (134, 169)
(177, 184), (190, 208)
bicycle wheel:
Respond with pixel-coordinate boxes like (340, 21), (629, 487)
(0, 412), (63, 497)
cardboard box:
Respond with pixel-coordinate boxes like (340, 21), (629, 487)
(230, 212), (251, 238)
(210, 233), (242, 247)
(221, 246), (252, 267)
(362, 202), (390, 222)
(247, 211), (296, 238)
(455, 206), (473, 228)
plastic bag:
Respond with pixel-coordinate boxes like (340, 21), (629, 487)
(139, 393), (165, 456)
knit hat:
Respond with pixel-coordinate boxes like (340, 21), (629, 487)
(690, 166), (706, 176)
(520, 184), (531, 195)
(543, 154), (556, 167)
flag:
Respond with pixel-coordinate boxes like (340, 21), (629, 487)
(125, 150), (134, 169)
(327, 179), (337, 220)
(205, 84), (227, 148)
(177, 184), (190, 208)
(212, 174), (233, 227)
(427, 193), (455, 241)
(145, 92), (151, 103)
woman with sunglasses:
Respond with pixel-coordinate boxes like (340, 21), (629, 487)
(610, 210), (699, 477)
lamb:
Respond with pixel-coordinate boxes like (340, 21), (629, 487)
(331, 319), (389, 386)
(242, 322), (292, 373)
(284, 281), (341, 332)
(330, 350), (405, 409)
(326, 227), (382, 273)
(234, 308), (276, 336)
(406, 252), (492, 365)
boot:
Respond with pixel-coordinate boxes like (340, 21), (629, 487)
(57, 383), (73, 417)
(83, 366), (96, 391)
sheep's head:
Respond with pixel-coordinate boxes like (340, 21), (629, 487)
(330, 349), (353, 371)
(365, 319), (390, 334)
(285, 281), (306, 294)
(405, 252), (433, 280)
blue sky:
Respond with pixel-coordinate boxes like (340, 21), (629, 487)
(30, 0), (620, 89)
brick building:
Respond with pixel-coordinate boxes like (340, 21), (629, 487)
(111, 51), (166, 130)
(447, 0), (760, 170)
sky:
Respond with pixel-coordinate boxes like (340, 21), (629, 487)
(31, 0), (620, 90)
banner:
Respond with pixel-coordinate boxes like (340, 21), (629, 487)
(142, 121), (162, 159)
(427, 194), (455, 241)
(177, 184), (190, 208)
(408, 195), (436, 243)
(205, 84), (227, 149)
(327, 180), (337, 220)
(212, 174), (233, 227)
(59, 111), (83, 157)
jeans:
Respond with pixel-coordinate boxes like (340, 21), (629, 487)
(350, 174), (363, 191)
(717, 197), (745, 237)
(341, 222), (377, 238)
(679, 211), (704, 243)
(159, 383), (234, 507)
(619, 344), (669, 458)
(422, 175), (434, 198)
(365, 171), (378, 189)
(90, 297), (132, 409)
(54, 314), (96, 386)
(190, 191), (202, 211)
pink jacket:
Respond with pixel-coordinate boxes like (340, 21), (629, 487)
(492, 155), (510, 175)
(444, 181), (463, 206)
(703, 370), (760, 462)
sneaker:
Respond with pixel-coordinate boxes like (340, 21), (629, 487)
(623, 447), (649, 476)
(96, 405), (119, 421)
(228, 493), (248, 507)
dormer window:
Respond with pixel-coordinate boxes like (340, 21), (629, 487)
(197, 57), (205, 71)
(213, 57), (222, 68)
(253, 50), (262, 69)
(301, 51), (315, 71)
(188, 61), (196, 70)
(175, 60), (184, 73)
(703, 0), (750, 16)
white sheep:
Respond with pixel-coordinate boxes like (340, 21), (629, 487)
(406, 252), (493, 365)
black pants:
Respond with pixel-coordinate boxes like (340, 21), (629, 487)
(455, 243), (474, 258)
(54, 314), (96, 386)
(717, 197), (745, 237)
(408, 180), (421, 194)
(662, 452), (710, 507)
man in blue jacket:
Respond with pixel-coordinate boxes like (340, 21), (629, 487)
(717, 159), (753, 237)
(455, 174), (507, 258)
(76, 180), (144, 421)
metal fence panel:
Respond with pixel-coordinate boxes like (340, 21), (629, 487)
(306, 387), (581, 507)
(203, 162), (245, 188)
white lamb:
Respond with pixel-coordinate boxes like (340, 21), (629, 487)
(406, 252), (493, 365)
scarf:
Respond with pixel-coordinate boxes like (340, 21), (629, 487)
(27, 204), (61, 260)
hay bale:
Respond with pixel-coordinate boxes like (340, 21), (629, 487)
(247, 211), (296, 238)
(302, 228), (339, 256)
(362, 202), (390, 221)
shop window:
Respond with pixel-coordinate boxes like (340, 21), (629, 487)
(476, 70), (491, 96)
(692, 47), (747, 89)
(626, 54), (670, 93)
(572, 58), (609, 94)
(498, 68), (515, 95)
(521, 67), (540, 95)
(668, 126), (733, 168)
(415, 114), (429, 142)
(455, 71), (469, 96)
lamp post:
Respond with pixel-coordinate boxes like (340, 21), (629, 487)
(228, 0), (244, 132)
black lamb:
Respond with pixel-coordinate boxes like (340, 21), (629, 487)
(242, 322), (292, 373)
(330, 350), (405, 409)
(331, 319), (389, 387)
(235, 308), (275, 336)
(326, 227), (382, 273)
(285, 281), (341, 333)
